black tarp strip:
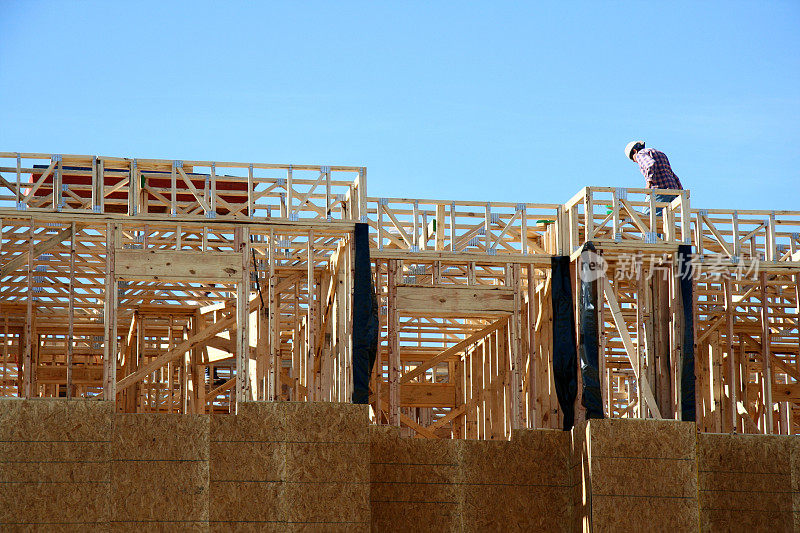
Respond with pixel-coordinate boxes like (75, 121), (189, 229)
(677, 244), (696, 421)
(551, 255), (578, 430)
(351, 223), (379, 404)
(579, 243), (604, 419)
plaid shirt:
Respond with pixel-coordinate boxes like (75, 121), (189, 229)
(634, 148), (682, 190)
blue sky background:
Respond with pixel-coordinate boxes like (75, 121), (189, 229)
(1, 1), (798, 210)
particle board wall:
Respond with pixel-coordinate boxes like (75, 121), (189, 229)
(210, 401), (370, 533)
(370, 425), (463, 532)
(697, 433), (800, 532)
(210, 402), (284, 532)
(570, 421), (591, 532)
(462, 429), (572, 532)
(283, 402), (370, 532)
(581, 419), (699, 532)
(8, 399), (800, 532)
(0, 399), (113, 531)
(370, 426), (571, 532)
(111, 413), (210, 530)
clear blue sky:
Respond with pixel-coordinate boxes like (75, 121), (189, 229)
(1, 1), (798, 211)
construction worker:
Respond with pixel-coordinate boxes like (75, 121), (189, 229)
(625, 141), (683, 215)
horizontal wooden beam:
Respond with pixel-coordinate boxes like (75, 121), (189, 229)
(396, 285), (514, 316)
(116, 249), (241, 282)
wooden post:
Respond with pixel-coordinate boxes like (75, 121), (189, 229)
(307, 231), (316, 400)
(760, 272), (774, 433)
(387, 259), (400, 426)
(23, 223), (34, 398)
(235, 227), (251, 407)
(584, 189), (594, 241)
(103, 223), (118, 401)
(527, 265), (537, 427)
(510, 263), (524, 429)
(724, 275), (737, 431)
(269, 229), (279, 400)
(66, 222), (75, 398)
(435, 204), (445, 251)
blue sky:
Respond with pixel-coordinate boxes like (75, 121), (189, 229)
(1, 1), (798, 211)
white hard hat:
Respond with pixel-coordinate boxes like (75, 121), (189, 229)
(625, 140), (645, 160)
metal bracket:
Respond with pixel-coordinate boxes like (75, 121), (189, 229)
(205, 211), (217, 219)
(791, 232), (800, 241)
(53, 154), (62, 162)
(487, 248), (497, 256)
(515, 203), (525, 212)
(16, 202), (27, 211)
(644, 232), (658, 243)
(288, 213), (299, 221)
(410, 245), (419, 252)
(614, 232), (622, 242)
(276, 178), (287, 187)
(378, 198), (389, 206)
(490, 213), (500, 224)
(615, 187), (627, 201)
(731, 255), (739, 264)
(360, 215), (368, 223)
(174, 160), (183, 168)
(321, 165), (330, 174)
(698, 209), (708, 218)
(93, 205), (102, 213)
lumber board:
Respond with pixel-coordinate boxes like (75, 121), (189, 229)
(115, 249), (241, 281)
(396, 285), (514, 316)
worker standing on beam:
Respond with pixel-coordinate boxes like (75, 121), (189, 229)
(625, 140), (683, 215)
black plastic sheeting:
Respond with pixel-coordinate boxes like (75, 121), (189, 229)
(551, 255), (578, 430)
(578, 243), (604, 420)
(677, 244), (696, 421)
(351, 223), (380, 404)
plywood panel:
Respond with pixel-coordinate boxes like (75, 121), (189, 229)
(111, 413), (209, 530)
(585, 419), (699, 532)
(396, 285), (514, 316)
(462, 429), (572, 532)
(0, 399), (113, 530)
(284, 402), (370, 532)
(698, 433), (797, 532)
(210, 402), (285, 532)
(370, 426), (462, 532)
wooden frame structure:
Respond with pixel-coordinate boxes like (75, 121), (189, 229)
(1, 153), (799, 437)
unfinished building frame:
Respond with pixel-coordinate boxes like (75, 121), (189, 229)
(1, 151), (799, 438)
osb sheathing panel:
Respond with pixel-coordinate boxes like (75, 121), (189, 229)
(461, 429), (571, 532)
(698, 433), (799, 532)
(0, 399), (113, 531)
(569, 421), (591, 533)
(283, 402), (370, 532)
(111, 413), (210, 531)
(370, 425), (462, 532)
(587, 419), (699, 533)
(210, 402), (285, 532)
